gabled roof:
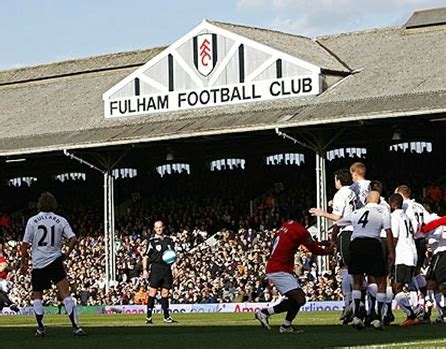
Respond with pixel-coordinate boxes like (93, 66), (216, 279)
(209, 20), (350, 74)
(0, 14), (445, 156)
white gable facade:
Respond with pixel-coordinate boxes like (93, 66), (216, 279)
(103, 20), (321, 118)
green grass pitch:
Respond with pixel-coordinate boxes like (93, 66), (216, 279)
(1, 311), (446, 348)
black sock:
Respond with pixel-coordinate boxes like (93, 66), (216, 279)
(387, 303), (393, 316)
(68, 312), (79, 329)
(369, 296), (376, 315)
(147, 297), (155, 318)
(272, 299), (290, 314)
(35, 314), (44, 328)
(285, 304), (300, 323)
(161, 297), (170, 319)
(377, 301), (384, 319)
(354, 298), (361, 318)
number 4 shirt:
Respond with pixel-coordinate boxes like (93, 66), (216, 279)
(336, 203), (391, 241)
(23, 212), (75, 269)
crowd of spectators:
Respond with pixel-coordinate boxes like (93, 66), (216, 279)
(3, 221), (341, 307)
(1, 166), (444, 308)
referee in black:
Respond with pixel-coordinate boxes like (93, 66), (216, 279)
(143, 220), (177, 324)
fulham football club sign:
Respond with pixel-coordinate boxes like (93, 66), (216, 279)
(103, 20), (322, 118)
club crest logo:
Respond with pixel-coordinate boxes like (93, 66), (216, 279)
(193, 33), (218, 77)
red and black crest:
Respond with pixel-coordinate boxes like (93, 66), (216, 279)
(193, 33), (218, 77)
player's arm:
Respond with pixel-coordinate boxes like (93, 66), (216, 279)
(421, 216), (446, 234)
(142, 240), (152, 278)
(390, 215), (399, 247)
(385, 228), (395, 267)
(384, 213), (395, 267)
(331, 224), (340, 243)
(63, 236), (78, 260)
(142, 256), (150, 278)
(309, 208), (341, 222)
(302, 231), (334, 255)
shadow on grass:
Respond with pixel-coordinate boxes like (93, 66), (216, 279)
(2, 323), (446, 349)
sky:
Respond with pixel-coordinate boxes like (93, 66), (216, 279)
(0, 0), (444, 70)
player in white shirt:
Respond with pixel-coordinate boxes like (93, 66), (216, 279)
(335, 191), (395, 330)
(349, 162), (371, 209)
(20, 192), (86, 337)
(421, 214), (446, 323)
(395, 185), (429, 312)
(310, 169), (356, 323)
(366, 180), (394, 326)
(388, 193), (420, 327)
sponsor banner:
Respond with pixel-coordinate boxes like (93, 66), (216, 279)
(105, 74), (320, 118)
(2, 300), (434, 316)
(104, 301), (344, 315)
(0, 305), (105, 316)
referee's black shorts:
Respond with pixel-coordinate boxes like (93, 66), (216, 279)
(349, 238), (386, 277)
(337, 230), (352, 267)
(31, 256), (67, 292)
(149, 264), (173, 290)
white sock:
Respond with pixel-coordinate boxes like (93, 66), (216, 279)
(409, 291), (419, 308)
(33, 299), (45, 328)
(283, 320), (291, 326)
(367, 283), (378, 313)
(341, 269), (352, 306)
(352, 289), (362, 316)
(63, 296), (79, 328)
(266, 307), (275, 315)
(395, 292), (414, 317)
(386, 286), (394, 303)
(32, 299), (44, 315)
(434, 292), (444, 316)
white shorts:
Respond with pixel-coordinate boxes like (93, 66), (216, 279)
(267, 272), (301, 295)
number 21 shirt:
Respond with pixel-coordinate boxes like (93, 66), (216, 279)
(23, 212), (75, 269)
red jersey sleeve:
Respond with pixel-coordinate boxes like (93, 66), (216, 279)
(421, 216), (446, 234)
(290, 222), (330, 255)
(301, 234), (330, 255)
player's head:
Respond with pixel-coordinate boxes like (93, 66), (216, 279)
(37, 192), (58, 212)
(388, 193), (403, 211)
(370, 180), (383, 195)
(349, 162), (366, 182)
(395, 185), (411, 199)
(285, 206), (304, 223)
(153, 220), (165, 236)
(334, 169), (352, 189)
(366, 191), (380, 204)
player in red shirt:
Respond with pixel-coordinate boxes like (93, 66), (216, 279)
(0, 255), (19, 313)
(255, 209), (334, 333)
